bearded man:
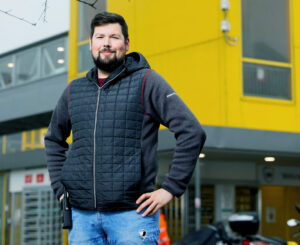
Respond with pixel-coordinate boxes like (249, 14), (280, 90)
(45, 12), (206, 245)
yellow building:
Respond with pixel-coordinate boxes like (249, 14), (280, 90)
(68, 0), (300, 242)
(1, 0), (300, 244)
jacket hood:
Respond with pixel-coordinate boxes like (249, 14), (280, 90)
(124, 52), (150, 73)
(86, 52), (150, 85)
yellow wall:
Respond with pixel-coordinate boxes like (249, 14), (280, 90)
(107, 0), (225, 126)
(70, 0), (300, 133)
(261, 186), (300, 243)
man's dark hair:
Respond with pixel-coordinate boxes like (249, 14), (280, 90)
(90, 12), (128, 40)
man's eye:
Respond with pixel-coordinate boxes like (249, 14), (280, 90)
(111, 36), (119, 39)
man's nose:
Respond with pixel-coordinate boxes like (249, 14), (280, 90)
(103, 37), (111, 47)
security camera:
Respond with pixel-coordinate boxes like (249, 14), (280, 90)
(221, 0), (230, 11)
(221, 20), (231, 32)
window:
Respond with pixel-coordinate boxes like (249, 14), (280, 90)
(78, 43), (93, 73)
(201, 186), (214, 225)
(235, 187), (257, 212)
(16, 49), (39, 84)
(42, 39), (67, 76)
(242, 0), (291, 100)
(0, 136), (2, 155)
(77, 0), (106, 73)
(1, 128), (47, 155)
(78, 0), (107, 42)
(0, 56), (14, 89)
(22, 128), (47, 151)
(6, 133), (22, 154)
(0, 36), (67, 91)
(243, 63), (291, 100)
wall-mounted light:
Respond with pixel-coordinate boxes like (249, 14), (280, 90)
(7, 63), (14, 68)
(199, 153), (206, 159)
(264, 156), (275, 162)
(57, 59), (65, 64)
(57, 47), (64, 52)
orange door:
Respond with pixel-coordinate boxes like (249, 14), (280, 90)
(261, 186), (300, 243)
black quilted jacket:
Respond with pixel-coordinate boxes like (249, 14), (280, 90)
(45, 52), (206, 211)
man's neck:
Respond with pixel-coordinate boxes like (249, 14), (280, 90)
(97, 69), (110, 79)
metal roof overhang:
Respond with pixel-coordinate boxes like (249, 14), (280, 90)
(1, 122), (300, 171)
(158, 126), (300, 165)
(0, 72), (68, 135)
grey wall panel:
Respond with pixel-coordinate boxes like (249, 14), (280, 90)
(0, 149), (46, 170)
(0, 72), (68, 122)
(0, 112), (53, 135)
(203, 126), (300, 154)
(158, 125), (300, 155)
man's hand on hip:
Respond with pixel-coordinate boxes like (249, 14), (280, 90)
(59, 194), (64, 202)
(136, 188), (173, 217)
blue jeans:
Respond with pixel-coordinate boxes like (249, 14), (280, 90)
(68, 208), (160, 245)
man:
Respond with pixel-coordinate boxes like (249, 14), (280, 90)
(45, 12), (206, 245)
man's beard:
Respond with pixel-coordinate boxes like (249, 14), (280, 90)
(92, 50), (126, 73)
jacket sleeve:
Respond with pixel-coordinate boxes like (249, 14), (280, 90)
(44, 85), (71, 200)
(143, 71), (206, 197)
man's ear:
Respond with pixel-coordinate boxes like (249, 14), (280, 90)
(125, 39), (130, 52)
(89, 38), (92, 51)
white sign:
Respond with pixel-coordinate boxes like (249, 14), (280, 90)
(195, 197), (201, 209)
(220, 185), (235, 220)
(266, 206), (276, 224)
(9, 168), (51, 192)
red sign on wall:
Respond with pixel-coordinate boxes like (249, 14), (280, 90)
(36, 173), (44, 183)
(25, 174), (32, 184)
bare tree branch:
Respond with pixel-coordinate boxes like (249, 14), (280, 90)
(0, 9), (37, 26)
(0, 0), (98, 26)
(0, 0), (48, 26)
(77, 0), (98, 9)
(37, 0), (49, 23)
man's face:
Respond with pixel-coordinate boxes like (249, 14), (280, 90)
(89, 23), (129, 73)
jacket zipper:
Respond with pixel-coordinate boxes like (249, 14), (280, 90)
(93, 87), (101, 208)
(92, 68), (125, 209)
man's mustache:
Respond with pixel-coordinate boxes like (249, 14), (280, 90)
(99, 48), (116, 53)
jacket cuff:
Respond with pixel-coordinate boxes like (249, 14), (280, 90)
(161, 182), (184, 198)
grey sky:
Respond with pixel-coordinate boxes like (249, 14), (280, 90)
(0, 0), (69, 55)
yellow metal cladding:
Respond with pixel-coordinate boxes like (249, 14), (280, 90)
(107, 0), (225, 126)
(69, 0), (78, 82)
(21, 131), (29, 151)
(67, 0), (77, 149)
(242, 58), (292, 68)
(104, 0), (300, 133)
(1, 172), (7, 245)
(69, 0), (300, 132)
(21, 128), (48, 151)
(2, 136), (6, 155)
(293, 0), (300, 132)
(225, 0), (296, 132)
